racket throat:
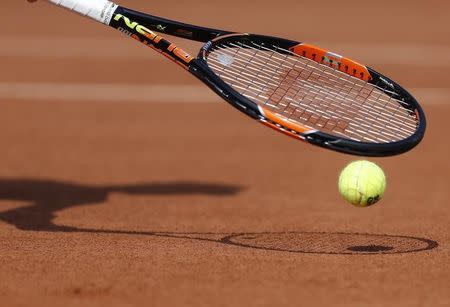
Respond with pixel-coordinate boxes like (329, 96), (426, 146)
(189, 62), (260, 119)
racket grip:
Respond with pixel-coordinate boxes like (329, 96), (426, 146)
(47, 0), (118, 25)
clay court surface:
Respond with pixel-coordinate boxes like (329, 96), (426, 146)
(1, 0), (449, 306)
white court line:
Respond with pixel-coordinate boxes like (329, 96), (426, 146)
(0, 82), (448, 105)
(0, 37), (197, 59)
(2, 36), (450, 66)
(0, 83), (217, 103)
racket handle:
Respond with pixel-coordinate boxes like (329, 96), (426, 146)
(47, 0), (118, 25)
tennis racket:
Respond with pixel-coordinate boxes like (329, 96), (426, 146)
(41, 0), (426, 156)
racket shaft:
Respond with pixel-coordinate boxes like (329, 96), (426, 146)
(47, 0), (194, 67)
(47, 0), (118, 24)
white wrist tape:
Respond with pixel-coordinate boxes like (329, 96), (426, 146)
(48, 0), (118, 24)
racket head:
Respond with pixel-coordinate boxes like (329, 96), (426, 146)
(191, 33), (426, 156)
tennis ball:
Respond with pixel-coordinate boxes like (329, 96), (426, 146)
(338, 160), (386, 207)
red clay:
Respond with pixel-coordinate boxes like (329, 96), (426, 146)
(0, 1), (449, 306)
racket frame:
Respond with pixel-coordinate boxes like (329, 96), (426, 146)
(47, 1), (427, 156)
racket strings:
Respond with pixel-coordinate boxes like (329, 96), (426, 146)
(208, 53), (403, 143)
(237, 41), (414, 121)
(246, 41), (414, 138)
(206, 40), (418, 143)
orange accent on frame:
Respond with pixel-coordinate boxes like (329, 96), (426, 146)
(145, 42), (190, 70)
(290, 43), (372, 81)
(260, 121), (307, 141)
(173, 48), (194, 64)
(261, 107), (312, 135)
(415, 109), (420, 121)
(142, 32), (158, 41)
(167, 44), (176, 52)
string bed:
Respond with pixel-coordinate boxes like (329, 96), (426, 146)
(206, 40), (418, 143)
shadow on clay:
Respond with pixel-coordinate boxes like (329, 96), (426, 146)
(0, 178), (438, 255)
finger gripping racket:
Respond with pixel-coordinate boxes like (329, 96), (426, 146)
(44, 0), (426, 156)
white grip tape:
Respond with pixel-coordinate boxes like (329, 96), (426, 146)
(48, 0), (118, 24)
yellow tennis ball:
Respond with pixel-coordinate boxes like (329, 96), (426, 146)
(338, 160), (386, 207)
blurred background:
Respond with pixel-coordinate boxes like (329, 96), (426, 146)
(2, 0), (450, 96)
(0, 1), (449, 306)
